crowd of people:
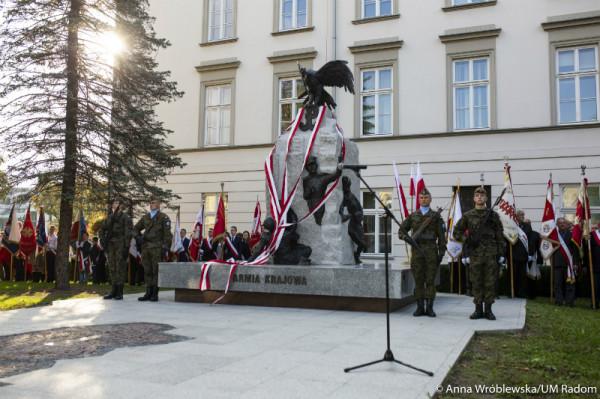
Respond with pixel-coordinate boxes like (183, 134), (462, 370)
(174, 226), (253, 263)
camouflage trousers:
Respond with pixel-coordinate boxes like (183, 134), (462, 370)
(141, 246), (162, 286)
(106, 241), (128, 285)
(410, 245), (439, 300)
(470, 252), (498, 305)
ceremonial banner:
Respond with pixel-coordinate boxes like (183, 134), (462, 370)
(170, 208), (184, 255)
(36, 206), (47, 247)
(392, 162), (409, 219)
(571, 176), (589, 249)
(495, 162), (527, 249)
(19, 206), (36, 256)
(2, 204), (19, 254)
(539, 177), (574, 281)
(446, 188), (463, 260)
(249, 200), (262, 249)
(189, 204), (204, 262)
(415, 162), (425, 210)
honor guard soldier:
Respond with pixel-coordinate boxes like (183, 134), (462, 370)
(134, 197), (172, 302)
(453, 187), (505, 320)
(100, 199), (133, 300)
(398, 188), (446, 317)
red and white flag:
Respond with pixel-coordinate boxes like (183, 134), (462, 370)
(571, 176), (590, 249)
(415, 162), (426, 210)
(189, 204), (204, 262)
(249, 200), (262, 250)
(539, 176), (575, 282)
(392, 162), (409, 219)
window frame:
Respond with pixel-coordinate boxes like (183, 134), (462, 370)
(555, 45), (599, 125)
(203, 83), (233, 147)
(452, 56), (491, 131)
(361, 0), (393, 19)
(279, 0), (308, 31)
(362, 190), (393, 256)
(278, 77), (305, 135)
(360, 66), (394, 137)
(207, 0), (234, 42)
(451, 0), (489, 5)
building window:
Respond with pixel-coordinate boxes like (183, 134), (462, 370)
(560, 184), (600, 226)
(363, 191), (392, 255)
(453, 57), (490, 130)
(203, 193), (229, 235)
(280, 0), (307, 31)
(556, 46), (599, 124)
(362, 0), (392, 18)
(279, 77), (305, 134)
(452, 0), (488, 5)
(361, 67), (393, 136)
(208, 0), (234, 41)
(204, 84), (231, 146)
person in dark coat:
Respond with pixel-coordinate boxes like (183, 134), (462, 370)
(511, 210), (530, 298)
(553, 218), (580, 306)
(201, 228), (215, 261)
(240, 231), (252, 260)
(584, 223), (600, 309)
(178, 228), (191, 262)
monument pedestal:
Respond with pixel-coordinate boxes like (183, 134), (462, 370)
(159, 262), (415, 313)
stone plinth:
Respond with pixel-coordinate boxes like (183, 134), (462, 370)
(272, 110), (360, 265)
(159, 262), (415, 312)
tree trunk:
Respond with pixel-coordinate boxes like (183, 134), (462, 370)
(54, 0), (82, 290)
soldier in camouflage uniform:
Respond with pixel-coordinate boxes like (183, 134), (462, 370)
(100, 199), (133, 300)
(134, 197), (172, 302)
(398, 188), (446, 317)
(453, 187), (505, 320)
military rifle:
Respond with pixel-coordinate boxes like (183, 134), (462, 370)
(466, 187), (506, 250)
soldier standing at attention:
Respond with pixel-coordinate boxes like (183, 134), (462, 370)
(453, 187), (505, 320)
(398, 188), (446, 317)
(100, 199), (132, 300)
(134, 197), (172, 302)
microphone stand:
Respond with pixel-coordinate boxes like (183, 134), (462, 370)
(344, 167), (433, 377)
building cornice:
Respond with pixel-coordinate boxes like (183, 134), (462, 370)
(439, 24), (501, 43)
(351, 14), (400, 25)
(348, 37), (404, 54)
(195, 58), (241, 73)
(172, 122), (600, 154)
(267, 47), (318, 64)
(442, 0), (497, 13)
(541, 10), (600, 31)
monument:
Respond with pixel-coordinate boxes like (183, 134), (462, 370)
(159, 60), (414, 312)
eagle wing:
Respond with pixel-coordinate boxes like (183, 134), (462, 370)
(314, 60), (355, 94)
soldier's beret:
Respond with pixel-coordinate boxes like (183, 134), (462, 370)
(474, 187), (487, 195)
(418, 188), (431, 196)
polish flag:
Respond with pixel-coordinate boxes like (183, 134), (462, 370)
(392, 162), (409, 219)
(409, 163), (415, 197)
(415, 162), (425, 210)
(250, 200), (262, 249)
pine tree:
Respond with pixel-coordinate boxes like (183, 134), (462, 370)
(0, 0), (184, 289)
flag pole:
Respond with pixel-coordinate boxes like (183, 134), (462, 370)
(549, 173), (554, 303)
(581, 165), (596, 309)
(458, 257), (462, 295)
(509, 244), (514, 298)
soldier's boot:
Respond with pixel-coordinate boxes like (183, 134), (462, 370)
(150, 286), (159, 302)
(469, 303), (484, 320)
(114, 284), (124, 300)
(484, 303), (496, 320)
(138, 286), (151, 301)
(413, 299), (425, 317)
(103, 284), (117, 300)
(425, 299), (436, 317)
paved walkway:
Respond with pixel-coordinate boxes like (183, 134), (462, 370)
(0, 292), (525, 399)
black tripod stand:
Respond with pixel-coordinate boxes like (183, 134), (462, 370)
(343, 167), (433, 377)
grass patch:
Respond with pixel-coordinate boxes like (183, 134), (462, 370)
(0, 281), (146, 311)
(438, 298), (600, 398)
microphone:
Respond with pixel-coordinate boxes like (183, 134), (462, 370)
(343, 164), (368, 172)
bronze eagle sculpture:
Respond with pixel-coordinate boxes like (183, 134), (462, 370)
(298, 60), (355, 109)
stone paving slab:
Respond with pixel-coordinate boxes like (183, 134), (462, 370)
(0, 292), (526, 399)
